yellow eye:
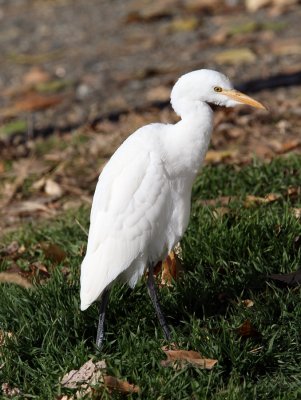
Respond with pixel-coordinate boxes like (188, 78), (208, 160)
(214, 86), (222, 92)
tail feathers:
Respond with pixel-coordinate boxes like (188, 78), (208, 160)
(80, 240), (134, 311)
(80, 251), (108, 311)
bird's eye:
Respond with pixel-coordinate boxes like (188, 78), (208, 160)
(214, 86), (222, 92)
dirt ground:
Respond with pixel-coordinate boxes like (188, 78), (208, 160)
(0, 0), (301, 234)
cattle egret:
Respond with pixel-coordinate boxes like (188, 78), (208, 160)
(80, 69), (266, 349)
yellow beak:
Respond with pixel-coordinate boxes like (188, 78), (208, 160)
(222, 89), (267, 110)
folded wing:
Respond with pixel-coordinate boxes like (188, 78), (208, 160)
(80, 139), (171, 310)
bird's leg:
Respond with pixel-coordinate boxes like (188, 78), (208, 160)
(96, 288), (110, 350)
(147, 263), (171, 340)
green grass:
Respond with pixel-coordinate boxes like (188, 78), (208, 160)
(1, 155), (301, 399)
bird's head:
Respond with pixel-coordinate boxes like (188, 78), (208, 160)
(171, 69), (266, 117)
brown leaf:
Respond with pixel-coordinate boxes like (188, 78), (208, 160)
(103, 376), (140, 394)
(23, 67), (51, 86)
(1, 93), (63, 118)
(244, 187), (300, 208)
(161, 251), (183, 286)
(41, 243), (67, 263)
(275, 139), (301, 154)
(244, 193), (280, 207)
(0, 272), (33, 289)
(7, 261), (49, 285)
(241, 299), (254, 308)
(236, 320), (261, 338)
(161, 348), (218, 369)
(28, 261), (50, 280)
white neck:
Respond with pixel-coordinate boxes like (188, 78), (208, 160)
(163, 100), (213, 180)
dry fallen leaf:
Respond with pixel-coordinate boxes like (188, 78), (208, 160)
(61, 359), (140, 397)
(23, 66), (51, 86)
(0, 272), (33, 289)
(4, 262), (49, 284)
(244, 187), (300, 208)
(0, 93), (63, 119)
(244, 193), (280, 207)
(41, 242), (67, 263)
(61, 359), (106, 389)
(275, 139), (301, 154)
(236, 320), (261, 338)
(241, 299), (254, 308)
(28, 261), (50, 280)
(160, 250), (183, 286)
(103, 376), (140, 394)
(161, 347), (218, 369)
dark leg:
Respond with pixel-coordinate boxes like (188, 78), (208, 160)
(96, 289), (110, 350)
(147, 263), (171, 340)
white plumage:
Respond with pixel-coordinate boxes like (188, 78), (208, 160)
(80, 69), (265, 323)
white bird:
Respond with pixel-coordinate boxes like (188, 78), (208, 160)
(80, 69), (266, 349)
